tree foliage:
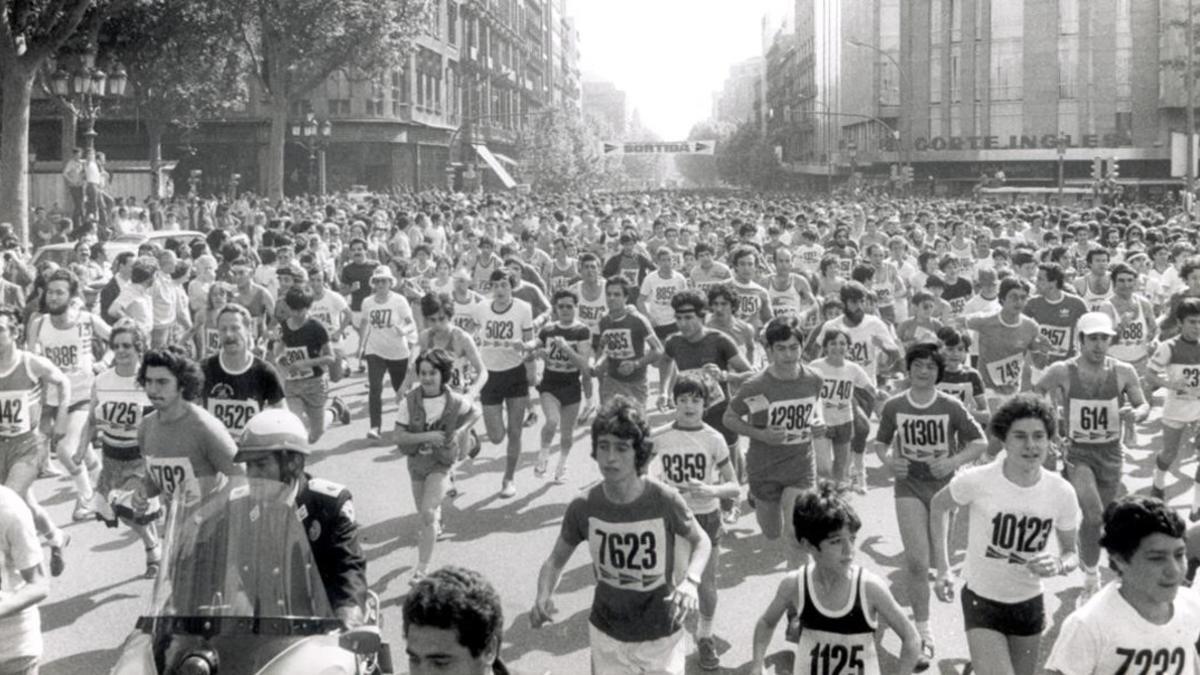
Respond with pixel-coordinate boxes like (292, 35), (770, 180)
(516, 112), (612, 192)
(716, 120), (778, 188)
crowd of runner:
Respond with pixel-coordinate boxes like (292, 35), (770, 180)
(2, 190), (1200, 674)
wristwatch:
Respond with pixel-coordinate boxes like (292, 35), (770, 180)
(684, 573), (702, 586)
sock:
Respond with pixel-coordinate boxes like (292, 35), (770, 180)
(324, 409), (336, 427)
(72, 470), (94, 502)
(698, 615), (713, 638)
(1154, 468), (1168, 489)
(1082, 566), (1099, 586)
(1192, 483), (1200, 510)
(916, 620), (931, 641)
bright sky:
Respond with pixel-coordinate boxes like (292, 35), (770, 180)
(573, 0), (782, 140)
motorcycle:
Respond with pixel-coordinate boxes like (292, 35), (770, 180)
(109, 477), (392, 675)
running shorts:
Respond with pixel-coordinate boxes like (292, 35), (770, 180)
(481, 364), (530, 405)
(961, 585), (1044, 637)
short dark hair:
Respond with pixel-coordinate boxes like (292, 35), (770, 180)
(284, 286), (313, 311)
(138, 346), (204, 402)
(551, 288), (578, 306)
(414, 348), (455, 389)
(1086, 249), (1110, 265)
(839, 280), (869, 305)
(44, 268), (80, 297)
(403, 566), (504, 660)
(706, 283), (737, 307)
(1099, 495), (1185, 573)
(821, 328), (851, 348)
(590, 396), (654, 474)
(762, 315), (806, 348)
(999, 277), (1029, 302)
(792, 481), (862, 548)
(130, 258), (159, 285)
(670, 289), (707, 316)
(604, 275), (632, 298)
(936, 325), (971, 350)
(1109, 262), (1137, 283)
(672, 372), (709, 405)
(1176, 297), (1200, 324)
(1038, 263), (1066, 289)
(420, 292), (455, 319)
(906, 342), (945, 381)
(989, 393), (1057, 441)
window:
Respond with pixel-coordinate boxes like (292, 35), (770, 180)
(1058, 100), (1079, 138)
(950, 44), (962, 101)
(326, 71), (351, 115)
(931, 0), (944, 44)
(1115, 111), (1132, 136)
(447, 1), (458, 45)
(990, 40), (1022, 100)
(428, 0), (441, 38)
(974, 42), (984, 100)
(392, 67), (409, 116)
(1059, 0), (1078, 34)
(1059, 36), (1078, 98)
(950, 0), (962, 42)
(290, 99), (312, 117)
(1115, 0), (1131, 101)
(990, 102), (1022, 138)
(366, 75), (385, 116)
(930, 105), (944, 137)
(950, 104), (962, 136)
(991, 1), (1023, 40)
(930, 49), (943, 103)
(880, 0), (899, 52)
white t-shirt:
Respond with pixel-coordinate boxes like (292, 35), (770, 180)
(651, 423), (730, 515)
(949, 461), (1081, 603)
(639, 271), (690, 327)
(816, 315), (899, 381)
(396, 391), (448, 427)
(0, 485), (42, 660)
(808, 358), (872, 426)
(360, 292), (416, 360)
(1045, 582), (1200, 675)
(309, 291), (350, 342)
(476, 298), (535, 372)
(961, 295), (1001, 357)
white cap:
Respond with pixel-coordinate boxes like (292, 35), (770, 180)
(1077, 312), (1116, 337)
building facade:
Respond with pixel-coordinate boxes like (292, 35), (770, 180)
(713, 56), (764, 126)
(770, 0), (1196, 195)
(28, 0), (583, 198)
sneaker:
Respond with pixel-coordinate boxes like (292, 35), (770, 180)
(446, 472), (459, 498)
(914, 640), (933, 673)
(577, 402), (595, 426)
(1150, 484), (1166, 501)
(144, 545), (162, 580)
(467, 430), (483, 459)
(696, 636), (720, 671)
(849, 471), (867, 495)
(499, 481), (517, 498)
(50, 532), (70, 577)
(722, 504), (741, 524)
(366, 427), (381, 440)
(784, 610), (801, 643)
(523, 410), (538, 428)
(72, 498), (95, 522)
(331, 396), (351, 425)
(408, 570), (426, 587)
(534, 449), (549, 477)
(553, 462), (568, 484)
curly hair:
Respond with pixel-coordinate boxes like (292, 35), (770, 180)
(989, 393), (1057, 441)
(792, 481), (862, 547)
(1099, 495), (1185, 573)
(590, 396), (654, 474)
(138, 346), (204, 402)
(109, 319), (147, 355)
(403, 566), (504, 659)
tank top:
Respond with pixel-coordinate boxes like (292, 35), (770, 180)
(1081, 277), (1112, 312)
(572, 282), (607, 337)
(1110, 298), (1151, 362)
(767, 276), (803, 318)
(1065, 360), (1122, 455)
(546, 260), (579, 294)
(32, 313), (95, 407)
(198, 316), (221, 359)
(0, 352), (41, 439)
(93, 369), (151, 456)
(794, 565), (880, 675)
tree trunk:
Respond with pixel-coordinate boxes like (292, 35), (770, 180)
(0, 66), (35, 245)
(265, 95), (288, 202)
(147, 119), (164, 198)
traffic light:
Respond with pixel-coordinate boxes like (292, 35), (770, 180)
(901, 165), (914, 184)
(1091, 157), (1103, 181)
(1108, 157), (1120, 180)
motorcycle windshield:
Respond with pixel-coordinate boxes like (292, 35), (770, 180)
(146, 476), (334, 621)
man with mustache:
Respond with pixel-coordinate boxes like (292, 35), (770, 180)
(200, 303), (286, 438)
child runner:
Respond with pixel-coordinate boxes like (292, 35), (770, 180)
(1045, 495), (1200, 675)
(935, 327), (988, 426)
(533, 289), (592, 482)
(931, 393), (1081, 675)
(808, 329), (876, 490)
(749, 483), (924, 675)
(1147, 297), (1200, 508)
(874, 342), (987, 664)
(531, 397), (711, 675)
(650, 374), (739, 671)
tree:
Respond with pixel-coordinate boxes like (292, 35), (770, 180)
(673, 120), (727, 187)
(99, 0), (247, 196)
(516, 112), (611, 192)
(716, 120), (777, 188)
(230, 0), (428, 200)
(0, 0), (95, 243)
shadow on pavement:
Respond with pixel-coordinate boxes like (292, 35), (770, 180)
(42, 647), (121, 675)
(502, 607), (590, 661)
(40, 576), (144, 632)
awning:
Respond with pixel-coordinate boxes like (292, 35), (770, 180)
(472, 144), (517, 188)
(492, 152), (518, 166)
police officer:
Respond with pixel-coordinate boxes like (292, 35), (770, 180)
(235, 409), (367, 627)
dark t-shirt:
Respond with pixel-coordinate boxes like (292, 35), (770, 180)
(663, 330), (739, 408)
(941, 278), (974, 314)
(340, 261), (379, 311)
(201, 354), (286, 433)
(278, 318), (331, 380)
(598, 310), (653, 383)
(602, 253), (656, 302)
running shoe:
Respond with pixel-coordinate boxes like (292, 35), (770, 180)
(577, 401), (595, 426)
(849, 471), (867, 494)
(467, 429), (483, 459)
(1150, 485), (1166, 501)
(72, 498), (95, 522)
(366, 427), (381, 440)
(499, 481), (517, 498)
(145, 545), (162, 580)
(914, 640), (933, 673)
(331, 396), (351, 425)
(722, 504), (741, 524)
(50, 532), (70, 577)
(523, 410), (539, 427)
(697, 636), (720, 671)
(554, 462), (568, 484)
(446, 471), (459, 498)
(37, 462), (63, 479)
(408, 570), (426, 587)
(534, 449), (549, 477)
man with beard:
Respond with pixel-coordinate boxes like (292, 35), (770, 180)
(201, 303), (286, 438)
(28, 269), (111, 521)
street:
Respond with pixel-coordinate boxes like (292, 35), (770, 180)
(33, 365), (1185, 675)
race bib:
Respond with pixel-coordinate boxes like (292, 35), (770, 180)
(737, 293), (762, 320)
(43, 344), (80, 371)
(766, 396), (820, 442)
(658, 451), (709, 485)
(1068, 398), (1120, 443)
(620, 267), (640, 285)
(588, 518), (667, 591)
(578, 303), (605, 328)
(207, 399), (261, 433)
(937, 381), (973, 404)
(1040, 325), (1070, 357)
(97, 395), (151, 434)
(845, 338), (870, 366)
(482, 319), (516, 347)
(874, 285), (893, 305)
(837, 258), (854, 275)
(544, 336), (581, 373)
(278, 345), (314, 380)
(1117, 316), (1145, 345)
(204, 328), (221, 355)
(985, 353), (1024, 388)
(653, 285), (675, 305)
(1169, 364), (1200, 400)
(601, 328), (635, 360)
(368, 308), (394, 329)
(0, 390), (32, 436)
(895, 413), (950, 462)
(146, 456), (197, 500)
(949, 296), (967, 313)
(819, 377), (855, 414)
(679, 368), (725, 407)
(985, 511), (1053, 565)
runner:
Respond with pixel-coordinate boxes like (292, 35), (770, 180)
(191, 281), (233, 360)
(570, 252), (606, 421)
(357, 265), (417, 440)
(1024, 262), (1092, 382)
(28, 268), (111, 521)
(1044, 496), (1200, 675)
(809, 329), (876, 490)
(729, 246), (772, 330)
(724, 315), (826, 569)
(274, 286), (338, 443)
(476, 269), (535, 498)
(935, 327), (988, 425)
(405, 566), (510, 675)
(0, 485), (47, 675)
(765, 247), (815, 319)
(396, 349), (481, 585)
(705, 284), (757, 365)
(930, 394), (1081, 675)
(637, 247), (690, 389)
(90, 320), (161, 577)
(593, 276), (662, 412)
(750, 484), (924, 675)
(1074, 250), (1114, 312)
(305, 267), (353, 385)
(967, 277), (1045, 417)
(1106, 262), (1158, 400)
(201, 303), (287, 437)
(875, 342), (987, 663)
(602, 232), (656, 304)
(1147, 297), (1200, 507)
(690, 242), (733, 292)
(531, 397), (711, 675)
(650, 374), (739, 671)
(533, 289), (591, 482)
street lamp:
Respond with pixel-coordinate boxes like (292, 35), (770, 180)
(187, 169), (202, 198)
(288, 113), (333, 195)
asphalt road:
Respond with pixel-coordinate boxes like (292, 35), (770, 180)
(34, 369), (1185, 675)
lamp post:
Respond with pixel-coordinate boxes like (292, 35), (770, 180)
(48, 55), (128, 225)
(288, 113), (333, 195)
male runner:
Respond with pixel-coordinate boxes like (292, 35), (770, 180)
(1074, 250), (1114, 312)
(729, 246), (772, 330)
(593, 276), (662, 412)
(570, 252), (606, 421)
(1024, 263), (1094, 381)
(201, 304), (286, 438)
(1034, 312), (1149, 605)
(1147, 297), (1200, 510)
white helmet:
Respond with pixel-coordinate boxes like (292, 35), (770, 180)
(235, 409), (310, 461)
